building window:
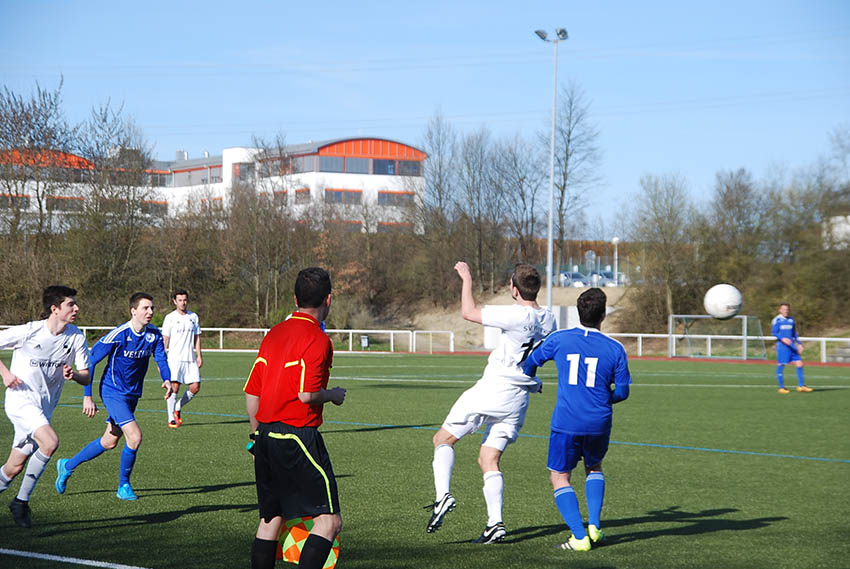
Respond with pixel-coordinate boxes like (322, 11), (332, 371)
(273, 190), (287, 205)
(373, 159), (395, 175)
(327, 220), (362, 233)
(377, 222), (413, 233)
(377, 191), (415, 206)
(294, 155), (315, 173)
(0, 193), (31, 209)
(233, 162), (255, 182)
(345, 157), (370, 174)
(324, 188), (362, 204)
(319, 156), (344, 173)
(47, 196), (84, 212)
(141, 200), (168, 216)
(398, 160), (422, 176)
(294, 187), (311, 204)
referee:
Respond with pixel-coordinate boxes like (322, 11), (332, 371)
(245, 267), (347, 569)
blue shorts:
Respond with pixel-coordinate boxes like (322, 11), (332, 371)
(777, 344), (801, 364)
(101, 391), (139, 428)
(548, 431), (610, 473)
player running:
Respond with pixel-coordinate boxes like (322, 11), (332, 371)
(0, 286), (90, 527)
(427, 261), (556, 543)
(522, 287), (631, 551)
(55, 292), (171, 501)
(162, 288), (203, 427)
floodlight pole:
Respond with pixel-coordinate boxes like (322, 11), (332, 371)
(535, 28), (567, 309)
(612, 236), (620, 286)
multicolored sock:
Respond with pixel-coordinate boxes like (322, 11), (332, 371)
(554, 486), (586, 539)
(585, 472), (605, 528)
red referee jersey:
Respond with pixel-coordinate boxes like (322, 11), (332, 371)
(243, 312), (333, 427)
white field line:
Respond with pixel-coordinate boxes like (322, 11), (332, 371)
(0, 548), (150, 569)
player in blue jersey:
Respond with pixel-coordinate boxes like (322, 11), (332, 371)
(522, 288), (631, 552)
(771, 303), (811, 394)
(55, 292), (171, 500)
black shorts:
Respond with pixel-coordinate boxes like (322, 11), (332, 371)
(254, 422), (340, 523)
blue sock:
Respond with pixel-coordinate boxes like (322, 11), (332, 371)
(119, 445), (137, 486)
(796, 367), (805, 387)
(585, 472), (605, 528)
(776, 365), (785, 388)
(554, 486), (586, 539)
(67, 439), (107, 471)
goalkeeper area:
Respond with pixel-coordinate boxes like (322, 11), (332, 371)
(1, 352), (848, 569)
(669, 314), (768, 359)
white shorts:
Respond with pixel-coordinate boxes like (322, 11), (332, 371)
(441, 379), (530, 452)
(4, 397), (51, 455)
(169, 361), (201, 384)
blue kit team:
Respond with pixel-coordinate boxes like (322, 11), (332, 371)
(522, 288), (631, 552)
(771, 302), (811, 394)
(56, 292), (171, 500)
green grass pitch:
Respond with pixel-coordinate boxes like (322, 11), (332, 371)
(1, 352), (848, 568)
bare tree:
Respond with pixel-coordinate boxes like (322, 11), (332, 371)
(547, 82), (602, 275)
(628, 173), (693, 317)
(491, 134), (544, 260)
(0, 79), (76, 241)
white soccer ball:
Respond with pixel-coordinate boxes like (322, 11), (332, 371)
(703, 284), (743, 320)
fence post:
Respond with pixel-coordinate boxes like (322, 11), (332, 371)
(219, 329), (224, 349)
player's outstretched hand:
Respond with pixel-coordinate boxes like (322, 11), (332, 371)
(82, 395), (98, 418)
(454, 261), (471, 281)
(1, 370), (22, 389)
(329, 386), (347, 406)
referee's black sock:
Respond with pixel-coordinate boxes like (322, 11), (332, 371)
(250, 537), (278, 569)
(299, 534), (333, 569)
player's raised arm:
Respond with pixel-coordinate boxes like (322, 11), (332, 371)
(454, 261), (483, 324)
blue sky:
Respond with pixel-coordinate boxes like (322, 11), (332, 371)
(1, 1), (849, 230)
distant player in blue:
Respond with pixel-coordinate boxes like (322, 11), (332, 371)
(55, 292), (171, 500)
(771, 303), (811, 394)
(522, 288), (631, 552)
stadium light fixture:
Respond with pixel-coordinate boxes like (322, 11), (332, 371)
(535, 27), (568, 310)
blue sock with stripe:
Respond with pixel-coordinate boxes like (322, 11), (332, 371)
(67, 439), (107, 471)
(120, 445), (138, 486)
(585, 472), (605, 528)
(796, 367), (805, 387)
(554, 486), (586, 539)
(776, 365), (785, 388)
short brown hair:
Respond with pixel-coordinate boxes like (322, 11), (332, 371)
(511, 263), (541, 301)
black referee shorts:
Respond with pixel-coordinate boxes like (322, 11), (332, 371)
(254, 422), (340, 523)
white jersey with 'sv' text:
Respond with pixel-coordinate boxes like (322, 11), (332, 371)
(480, 304), (556, 389)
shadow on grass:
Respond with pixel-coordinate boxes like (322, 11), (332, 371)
(365, 383), (468, 390)
(322, 423), (438, 434)
(71, 480), (254, 498)
(36, 502), (258, 537)
(508, 505), (789, 545)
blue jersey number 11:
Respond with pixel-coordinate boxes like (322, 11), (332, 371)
(565, 354), (598, 387)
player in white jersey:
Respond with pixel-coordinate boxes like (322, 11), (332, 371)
(426, 262), (556, 543)
(0, 286), (90, 527)
(162, 289), (203, 428)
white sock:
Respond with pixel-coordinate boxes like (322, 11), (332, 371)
(17, 450), (50, 501)
(432, 444), (455, 501)
(166, 393), (177, 420)
(482, 470), (504, 526)
(0, 464), (12, 492)
(176, 390), (195, 412)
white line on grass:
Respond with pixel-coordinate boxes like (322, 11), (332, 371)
(0, 549), (150, 569)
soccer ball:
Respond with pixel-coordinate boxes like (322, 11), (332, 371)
(703, 284), (743, 320)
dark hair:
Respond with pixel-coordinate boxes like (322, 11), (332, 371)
(42, 285), (77, 318)
(511, 263), (541, 301)
(779, 302), (790, 308)
(294, 267), (331, 308)
(172, 288), (189, 300)
(129, 292), (153, 309)
(577, 288), (607, 327)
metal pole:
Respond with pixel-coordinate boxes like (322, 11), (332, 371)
(546, 40), (558, 309)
